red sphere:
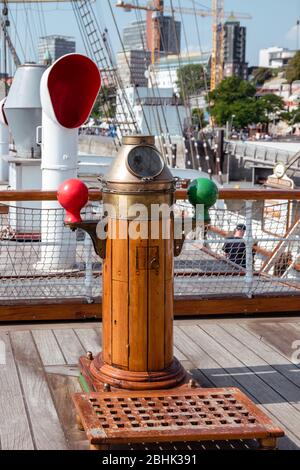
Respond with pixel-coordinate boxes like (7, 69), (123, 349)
(57, 179), (89, 223)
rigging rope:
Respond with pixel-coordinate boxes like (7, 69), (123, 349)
(176, 0), (210, 172)
(106, 0), (152, 136)
(190, 0), (223, 183)
(132, 0), (177, 164)
(149, 8), (186, 166)
(72, 0), (141, 144)
(168, 0), (197, 169)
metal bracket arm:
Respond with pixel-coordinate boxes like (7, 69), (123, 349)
(64, 220), (106, 259)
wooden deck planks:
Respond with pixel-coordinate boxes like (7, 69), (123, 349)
(0, 332), (34, 450)
(74, 327), (102, 354)
(247, 322), (300, 361)
(175, 326), (255, 393)
(184, 324), (300, 448)
(203, 324), (300, 407)
(46, 372), (87, 450)
(1, 318), (300, 450)
(53, 329), (86, 364)
(32, 329), (66, 366)
(225, 323), (300, 388)
(10, 331), (68, 450)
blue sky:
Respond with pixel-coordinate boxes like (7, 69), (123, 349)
(5, 0), (300, 69)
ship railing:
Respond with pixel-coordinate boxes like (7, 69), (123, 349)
(1, 188), (300, 321)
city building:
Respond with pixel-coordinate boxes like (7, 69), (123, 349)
(117, 50), (151, 87)
(123, 15), (181, 55)
(259, 47), (297, 69)
(123, 20), (147, 51)
(148, 51), (210, 94)
(223, 21), (248, 80)
(38, 35), (76, 65)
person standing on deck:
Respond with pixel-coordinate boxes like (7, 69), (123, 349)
(222, 224), (247, 268)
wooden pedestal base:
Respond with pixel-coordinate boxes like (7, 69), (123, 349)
(79, 353), (187, 392)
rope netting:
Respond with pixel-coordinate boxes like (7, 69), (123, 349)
(0, 203), (102, 303)
(176, 198), (300, 297)
(0, 198), (300, 304)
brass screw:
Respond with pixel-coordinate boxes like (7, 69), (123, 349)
(188, 378), (197, 389)
(103, 383), (111, 392)
(86, 351), (94, 360)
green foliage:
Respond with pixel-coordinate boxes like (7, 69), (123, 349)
(208, 77), (285, 129)
(286, 51), (300, 84)
(208, 77), (256, 128)
(293, 109), (300, 123)
(176, 63), (206, 98)
(281, 107), (300, 125)
(256, 93), (285, 123)
(251, 67), (277, 86)
(191, 108), (208, 128)
(209, 76), (256, 103)
(91, 86), (116, 119)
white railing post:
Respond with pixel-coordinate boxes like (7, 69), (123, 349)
(245, 200), (254, 297)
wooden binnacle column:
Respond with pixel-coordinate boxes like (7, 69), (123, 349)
(90, 192), (186, 390)
(88, 135), (186, 390)
(58, 135), (187, 391)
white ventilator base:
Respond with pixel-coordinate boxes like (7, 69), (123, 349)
(38, 112), (78, 271)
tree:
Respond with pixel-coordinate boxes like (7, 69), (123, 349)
(281, 107), (300, 125)
(208, 76), (257, 128)
(286, 51), (300, 84)
(256, 93), (285, 132)
(251, 67), (276, 86)
(176, 64), (206, 99)
(191, 108), (208, 128)
(91, 86), (116, 119)
(292, 108), (300, 123)
(208, 76), (285, 129)
(257, 93), (285, 120)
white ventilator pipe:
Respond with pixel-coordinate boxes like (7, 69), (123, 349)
(0, 98), (9, 182)
(37, 53), (101, 271)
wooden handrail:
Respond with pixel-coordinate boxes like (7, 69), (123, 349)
(177, 189), (300, 200)
(0, 190), (103, 201)
(1, 188), (300, 201)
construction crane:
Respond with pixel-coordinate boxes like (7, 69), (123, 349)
(116, 1), (251, 88)
(211, 0), (224, 91)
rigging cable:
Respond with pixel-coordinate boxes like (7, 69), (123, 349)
(132, 3), (166, 154)
(37, 2), (51, 63)
(176, 0), (210, 173)
(175, 0), (215, 177)
(76, 0), (140, 139)
(71, 0), (122, 150)
(86, 0), (140, 137)
(133, 0), (175, 164)
(98, 0), (147, 136)
(190, 0), (222, 182)
(106, 0), (152, 136)
(168, 0), (197, 170)
(149, 9), (186, 166)
(25, 6), (37, 62)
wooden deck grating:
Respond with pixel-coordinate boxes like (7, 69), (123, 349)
(0, 316), (300, 450)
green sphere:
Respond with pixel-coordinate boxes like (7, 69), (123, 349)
(187, 178), (218, 222)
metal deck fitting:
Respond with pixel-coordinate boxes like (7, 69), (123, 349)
(72, 387), (284, 450)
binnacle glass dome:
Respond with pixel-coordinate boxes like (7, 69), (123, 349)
(127, 146), (164, 179)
